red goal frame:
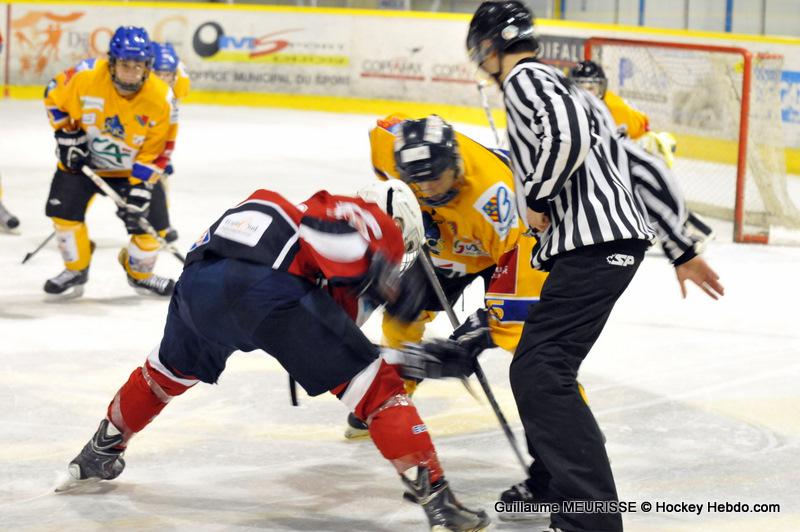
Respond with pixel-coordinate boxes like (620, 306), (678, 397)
(584, 37), (783, 244)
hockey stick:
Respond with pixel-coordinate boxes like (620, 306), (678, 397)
(21, 231), (55, 264)
(418, 246), (528, 475)
(476, 81), (502, 148)
(81, 166), (186, 264)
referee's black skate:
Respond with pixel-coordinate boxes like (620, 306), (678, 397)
(403, 467), (490, 531)
(44, 267), (88, 298)
(497, 477), (559, 522)
(55, 419), (126, 493)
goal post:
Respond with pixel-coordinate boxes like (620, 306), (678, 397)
(584, 37), (799, 244)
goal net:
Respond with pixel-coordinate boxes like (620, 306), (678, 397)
(584, 37), (799, 243)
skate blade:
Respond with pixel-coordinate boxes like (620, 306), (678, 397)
(431, 523), (490, 532)
(496, 511), (549, 522)
(343, 427), (371, 441)
(54, 467), (100, 493)
(45, 285), (85, 301)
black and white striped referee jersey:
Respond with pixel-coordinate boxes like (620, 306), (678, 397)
(503, 58), (654, 269)
(586, 92), (698, 264)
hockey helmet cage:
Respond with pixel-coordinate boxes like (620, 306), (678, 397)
(569, 60), (608, 98)
(357, 179), (425, 271)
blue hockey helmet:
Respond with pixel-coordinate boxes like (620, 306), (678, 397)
(109, 26), (152, 63)
(108, 26), (152, 93)
(151, 42), (179, 73)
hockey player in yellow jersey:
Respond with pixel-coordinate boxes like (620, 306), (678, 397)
(149, 41), (190, 244)
(43, 26), (178, 298)
(569, 60), (715, 244)
(344, 113), (548, 439)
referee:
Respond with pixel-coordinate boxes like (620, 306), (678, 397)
(468, 2), (655, 531)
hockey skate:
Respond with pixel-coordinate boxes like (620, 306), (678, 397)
(402, 467), (490, 531)
(164, 227), (179, 243)
(0, 201), (20, 231)
(118, 248), (175, 296)
(344, 412), (370, 440)
(44, 268), (88, 299)
(55, 419), (126, 493)
(496, 480), (553, 522)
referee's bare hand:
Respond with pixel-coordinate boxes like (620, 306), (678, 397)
(526, 208), (550, 232)
(675, 256), (724, 300)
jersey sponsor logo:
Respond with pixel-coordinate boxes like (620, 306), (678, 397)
(422, 211), (442, 252)
(90, 137), (132, 169)
(215, 210), (273, 247)
(606, 253), (635, 267)
(332, 201), (382, 241)
(81, 113), (96, 126)
(430, 255), (466, 277)
(411, 423), (427, 434)
(80, 96), (104, 111)
(135, 115), (149, 127)
(452, 237), (488, 257)
(103, 116), (125, 139)
(189, 229), (211, 252)
(485, 297), (537, 322)
(474, 183), (517, 238)
(488, 247), (518, 294)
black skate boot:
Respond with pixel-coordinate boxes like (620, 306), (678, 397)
(0, 201), (20, 230)
(44, 268), (89, 298)
(118, 248), (175, 296)
(344, 412), (370, 440)
(497, 479), (554, 522)
(55, 419), (126, 493)
(403, 467), (489, 531)
(164, 227), (179, 243)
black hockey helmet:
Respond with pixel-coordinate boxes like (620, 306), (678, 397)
(569, 60), (608, 98)
(393, 116), (460, 205)
(466, 1), (537, 66)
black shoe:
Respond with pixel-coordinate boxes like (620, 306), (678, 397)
(403, 467), (490, 531)
(55, 419), (126, 492)
(44, 268), (88, 298)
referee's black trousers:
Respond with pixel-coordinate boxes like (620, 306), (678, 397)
(511, 238), (648, 532)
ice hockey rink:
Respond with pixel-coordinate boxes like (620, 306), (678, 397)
(1, 99), (799, 531)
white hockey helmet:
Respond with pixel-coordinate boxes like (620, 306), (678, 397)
(357, 179), (425, 270)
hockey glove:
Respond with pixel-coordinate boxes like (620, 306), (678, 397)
(384, 256), (429, 323)
(55, 128), (89, 172)
(358, 251), (402, 305)
(118, 181), (153, 234)
(396, 339), (477, 381)
(449, 308), (496, 358)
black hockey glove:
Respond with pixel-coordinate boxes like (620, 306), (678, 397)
(117, 181), (153, 234)
(54, 128), (89, 172)
(357, 251), (402, 304)
(384, 256), (429, 323)
(396, 339), (477, 381)
(449, 308), (496, 358)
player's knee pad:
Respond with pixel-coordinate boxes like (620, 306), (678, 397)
(381, 310), (435, 348)
(124, 234), (159, 279)
(52, 217), (91, 270)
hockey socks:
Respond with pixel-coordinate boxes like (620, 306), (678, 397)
(107, 350), (197, 443)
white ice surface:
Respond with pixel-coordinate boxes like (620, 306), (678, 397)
(1, 100), (799, 531)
